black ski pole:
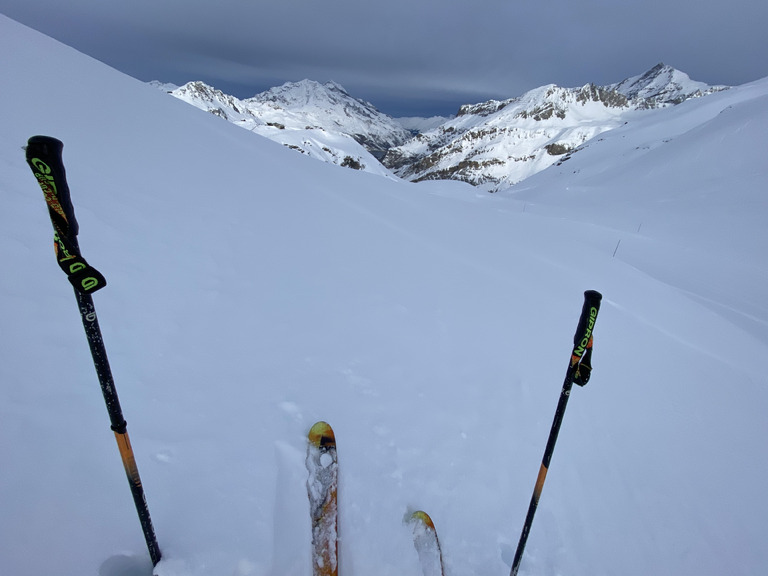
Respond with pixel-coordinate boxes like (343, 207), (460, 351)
(25, 136), (162, 566)
(510, 290), (602, 576)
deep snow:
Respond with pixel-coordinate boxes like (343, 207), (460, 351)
(1, 14), (767, 576)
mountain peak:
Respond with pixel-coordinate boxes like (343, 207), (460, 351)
(248, 79), (355, 110)
(610, 63), (728, 107)
(246, 79), (412, 158)
(157, 77), (411, 168)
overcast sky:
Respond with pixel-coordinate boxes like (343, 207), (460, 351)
(2, 1), (766, 117)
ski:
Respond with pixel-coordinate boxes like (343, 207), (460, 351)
(408, 510), (445, 576)
(306, 421), (339, 576)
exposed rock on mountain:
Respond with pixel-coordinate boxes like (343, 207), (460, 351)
(157, 65), (727, 191)
(382, 64), (728, 191)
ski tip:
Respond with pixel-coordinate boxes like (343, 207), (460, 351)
(308, 421), (336, 448)
(409, 510), (437, 531)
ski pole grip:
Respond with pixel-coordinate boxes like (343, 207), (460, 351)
(26, 135), (80, 238)
(572, 290), (602, 356)
(26, 135), (106, 294)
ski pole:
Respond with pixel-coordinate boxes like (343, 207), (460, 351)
(25, 136), (162, 566)
(510, 290), (602, 576)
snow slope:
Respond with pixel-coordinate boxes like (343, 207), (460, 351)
(2, 14), (768, 576)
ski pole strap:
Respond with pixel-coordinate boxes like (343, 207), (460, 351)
(26, 136), (106, 294)
(570, 290), (602, 387)
(52, 232), (106, 294)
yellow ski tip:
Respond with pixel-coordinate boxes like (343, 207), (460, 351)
(308, 421), (336, 448)
(410, 510), (436, 531)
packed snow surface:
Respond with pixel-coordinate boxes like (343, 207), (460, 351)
(2, 14), (767, 576)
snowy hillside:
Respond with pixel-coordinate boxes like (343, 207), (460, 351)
(3, 13), (768, 576)
(383, 64), (728, 191)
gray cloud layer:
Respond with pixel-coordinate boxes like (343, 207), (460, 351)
(2, 0), (766, 116)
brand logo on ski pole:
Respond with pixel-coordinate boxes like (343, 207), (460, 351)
(29, 158), (69, 224)
(53, 232), (106, 294)
(572, 306), (598, 360)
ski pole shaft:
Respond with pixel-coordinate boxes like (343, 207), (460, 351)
(25, 136), (161, 566)
(510, 290), (602, 576)
(75, 288), (162, 566)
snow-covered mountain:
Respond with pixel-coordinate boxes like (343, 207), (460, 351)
(4, 13), (768, 576)
(159, 65), (726, 193)
(247, 79), (413, 158)
(158, 79), (409, 177)
(383, 64), (728, 191)
(609, 62), (725, 107)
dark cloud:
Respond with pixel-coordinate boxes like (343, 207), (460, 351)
(2, 0), (767, 116)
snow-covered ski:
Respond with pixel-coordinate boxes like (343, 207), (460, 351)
(408, 510), (445, 576)
(306, 421), (338, 576)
